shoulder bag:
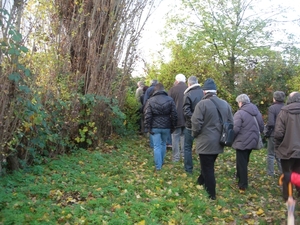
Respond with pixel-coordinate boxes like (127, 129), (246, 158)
(253, 116), (264, 150)
(210, 98), (234, 147)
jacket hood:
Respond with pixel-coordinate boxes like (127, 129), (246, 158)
(282, 102), (300, 115)
(241, 103), (259, 116)
(184, 84), (201, 94)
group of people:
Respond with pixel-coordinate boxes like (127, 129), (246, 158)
(136, 75), (300, 202)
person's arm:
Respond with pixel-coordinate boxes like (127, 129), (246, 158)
(183, 94), (192, 121)
(144, 101), (152, 132)
(274, 110), (285, 147)
(233, 111), (242, 139)
(265, 107), (275, 137)
(191, 102), (204, 137)
(170, 100), (178, 133)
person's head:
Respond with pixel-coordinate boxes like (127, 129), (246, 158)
(142, 85), (149, 93)
(175, 74), (186, 83)
(188, 76), (198, 86)
(150, 79), (158, 86)
(287, 91), (300, 104)
(236, 94), (250, 108)
(202, 78), (217, 93)
(137, 81), (144, 88)
(273, 91), (285, 102)
(154, 83), (164, 92)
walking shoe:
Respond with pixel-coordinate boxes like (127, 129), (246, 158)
(239, 187), (246, 193)
(209, 196), (216, 200)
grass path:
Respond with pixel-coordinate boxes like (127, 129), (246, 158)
(0, 135), (295, 224)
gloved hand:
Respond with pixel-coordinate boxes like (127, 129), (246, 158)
(283, 172), (292, 183)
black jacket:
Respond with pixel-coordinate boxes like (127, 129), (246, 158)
(183, 84), (204, 128)
(168, 82), (188, 127)
(265, 101), (285, 137)
(144, 91), (177, 130)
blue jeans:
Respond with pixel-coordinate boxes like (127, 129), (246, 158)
(172, 127), (185, 162)
(151, 128), (170, 170)
(184, 128), (194, 173)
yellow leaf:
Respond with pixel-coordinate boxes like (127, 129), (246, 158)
(257, 208), (265, 216)
(136, 220), (145, 225)
(168, 219), (176, 225)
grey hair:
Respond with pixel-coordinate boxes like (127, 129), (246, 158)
(188, 76), (198, 85)
(150, 79), (158, 86)
(287, 92), (300, 104)
(154, 83), (164, 92)
(236, 94), (250, 104)
(137, 81), (144, 87)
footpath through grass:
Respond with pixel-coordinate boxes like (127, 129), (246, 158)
(0, 135), (295, 224)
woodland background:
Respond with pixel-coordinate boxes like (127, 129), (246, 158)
(0, 0), (300, 174)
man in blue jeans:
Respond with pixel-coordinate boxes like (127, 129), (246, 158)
(183, 76), (203, 174)
(144, 83), (177, 171)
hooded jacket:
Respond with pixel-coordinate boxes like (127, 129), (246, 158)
(232, 103), (264, 150)
(144, 90), (177, 131)
(274, 94), (300, 159)
(183, 84), (204, 129)
(191, 93), (233, 155)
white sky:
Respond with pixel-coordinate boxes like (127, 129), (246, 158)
(132, 0), (300, 78)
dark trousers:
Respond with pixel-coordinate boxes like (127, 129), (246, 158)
(198, 154), (218, 198)
(236, 149), (252, 189)
(281, 158), (300, 201)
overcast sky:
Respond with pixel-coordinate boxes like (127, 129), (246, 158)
(132, 0), (300, 78)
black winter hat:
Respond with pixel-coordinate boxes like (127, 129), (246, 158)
(202, 78), (217, 90)
(273, 91), (285, 102)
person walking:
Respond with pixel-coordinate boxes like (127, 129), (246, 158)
(143, 79), (158, 148)
(191, 78), (233, 200)
(143, 79), (158, 106)
(264, 91), (285, 177)
(144, 83), (177, 171)
(135, 81), (145, 101)
(168, 74), (188, 162)
(182, 76), (203, 174)
(135, 81), (145, 134)
(232, 94), (264, 192)
(274, 92), (300, 202)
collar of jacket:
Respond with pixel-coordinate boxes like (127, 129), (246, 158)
(153, 90), (168, 96)
(203, 92), (216, 99)
(184, 84), (201, 94)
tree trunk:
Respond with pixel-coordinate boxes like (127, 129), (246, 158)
(6, 154), (20, 171)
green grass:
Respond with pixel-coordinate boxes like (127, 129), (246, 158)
(0, 135), (295, 224)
